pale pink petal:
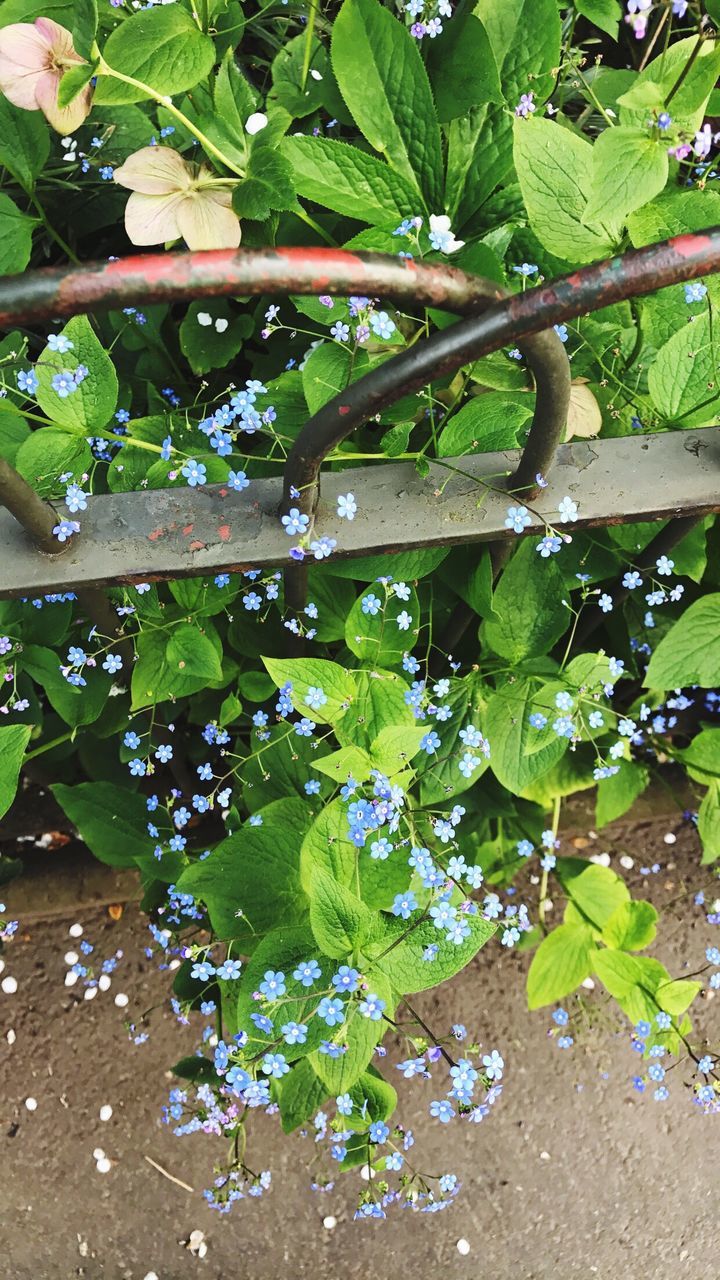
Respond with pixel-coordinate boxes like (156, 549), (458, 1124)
(34, 70), (91, 133)
(176, 191), (241, 251)
(0, 23), (50, 110)
(114, 147), (193, 196)
(34, 18), (81, 62)
(123, 190), (184, 246)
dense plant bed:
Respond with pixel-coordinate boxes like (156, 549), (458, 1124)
(1, 0), (720, 1220)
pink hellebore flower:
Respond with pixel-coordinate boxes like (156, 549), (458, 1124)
(113, 148), (241, 251)
(0, 18), (91, 134)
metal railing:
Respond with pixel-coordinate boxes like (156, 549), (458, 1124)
(0, 230), (719, 647)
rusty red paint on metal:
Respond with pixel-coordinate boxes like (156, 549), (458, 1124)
(0, 247), (508, 328)
(671, 231), (713, 257)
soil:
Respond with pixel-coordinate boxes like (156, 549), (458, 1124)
(1, 816), (718, 1280)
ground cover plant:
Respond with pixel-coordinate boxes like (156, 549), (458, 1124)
(1, 0), (720, 1219)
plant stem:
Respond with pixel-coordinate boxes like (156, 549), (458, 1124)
(539, 794), (561, 931)
(29, 194), (80, 265)
(96, 59), (246, 178)
(301, 0), (320, 90)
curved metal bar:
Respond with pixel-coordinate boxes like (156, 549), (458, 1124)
(283, 228), (720, 520)
(281, 226), (720, 616)
(0, 247), (510, 327)
(0, 244), (572, 622)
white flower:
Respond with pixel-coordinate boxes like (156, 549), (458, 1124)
(428, 214), (465, 254)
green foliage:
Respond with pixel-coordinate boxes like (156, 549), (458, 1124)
(0, 0), (716, 1200)
(177, 799), (312, 946)
(35, 317), (118, 434)
(645, 595), (720, 689)
(484, 541), (569, 662)
(527, 923), (596, 1009)
(309, 870), (373, 957)
(0, 725), (31, 821)
(513, 118), (621, 262)
(282, 136), (419, 225)
(331, 0), (443, 207)
(96, 7), (216, 104)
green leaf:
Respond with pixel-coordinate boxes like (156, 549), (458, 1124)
(232, 147), (296, 220)
(381, 421), (413, 457)
(309, 870), (374, 958)
(211, 48), (255, 169)
(335, 669), (415, 751)
(169, 574), (240, 618)
(130, 628), (210, 711)
(346, 1067), (397, 1130)
(596, 759), (649, 828)
(269, 31), (329, 118)
(300, 798), (357, 892)
(0, 725), (31, 821)
(177, 798), (312, 945)
(323, 547), (449, 581)
(179, 301), (252, 376)
(369, 724), (427, 776)
(446, 0), (560, 224)
(0, 96), (49, 189)
(345, 585), (419, 667)
(418, 673), (490, 805)
(593, 948), (653, 998)
(301, 342), (371, 416)
(331, 0), (443, 208)
(56, 60), (97, 109)
(616, 80), (665, 111)
(648, 313), (720, 426)
(282, 135), (419, 226)
(235, 926), (335, 1060)
(243, 730), (331, 809)
(275, 1057), (328, 1133)
(0, 193), (34, 275)
(583, 128), (668, 229)
(527, 923), (596, 1009)
(513, 117), (622, 263)
(698, 782), (720, 864)
(437, 391), (533, 456)
(484, 540), (569, 662)
(35, 316), (118, 433)
(71, 0), (97, 59)
(602, 901), (658, 951)
(166, 623), (223, 684)
(300, 797), (411, 911)
(305, 570), (357, 642)
(21, 644), (111, 728)
(555, 858), (630, 930)
(14, 429), (92, 499)
(311, 743), (372, 782)
(263, 656), (357, 724)
(95, 7), (215, 104)
(309, 971), (393, 1093)
(620, 36), (720, 133)
(0, 405), (30, 464)
(367, 912), (495, 996)
(576, 0), (621, 38)
(485, 678), (567, 793)
(51, 781), (152, 869)
(425, 13), (501, 121)
(679, 729), (720, 784)
(644, 594), (720, 689)
(655, 977), (701, 1017)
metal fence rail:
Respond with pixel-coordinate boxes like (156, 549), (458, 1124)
(0, 231), (718, 613)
